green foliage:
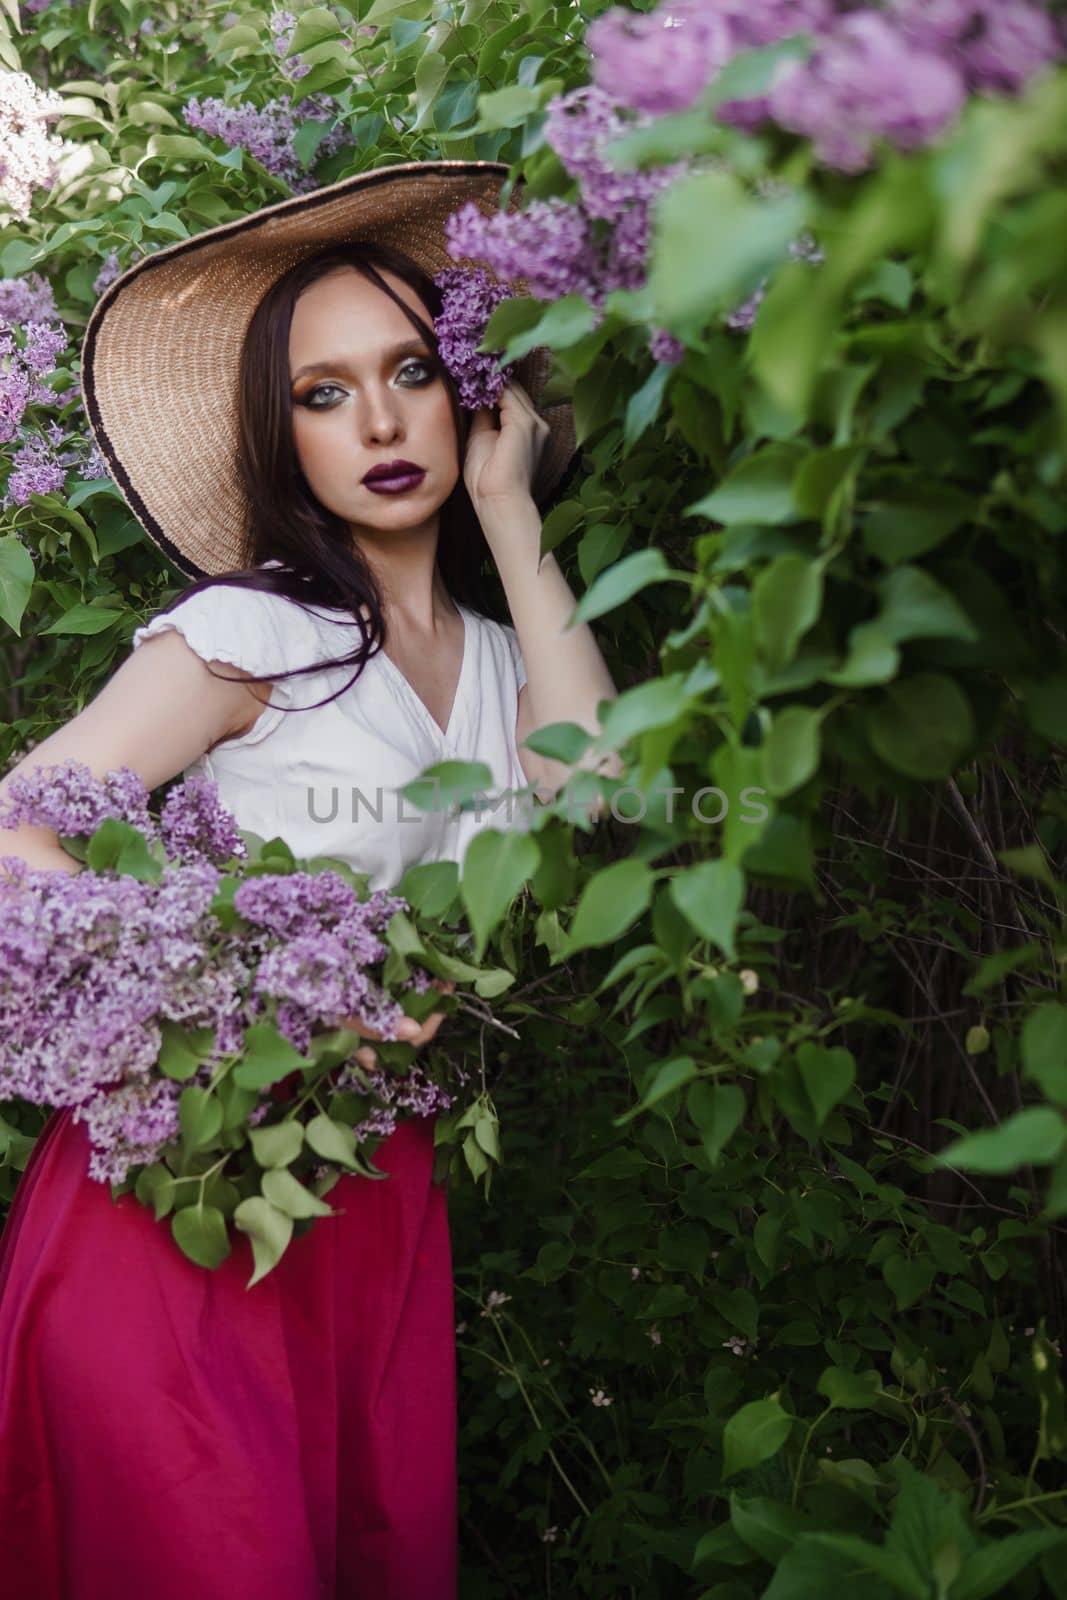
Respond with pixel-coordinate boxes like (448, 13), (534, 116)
(2, 0), (1067, 1593)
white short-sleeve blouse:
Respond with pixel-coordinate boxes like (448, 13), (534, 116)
(131, 560), (532, 891)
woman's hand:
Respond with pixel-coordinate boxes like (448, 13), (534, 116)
(345, 978), (456, 1073)
(462, 378), (550, 518)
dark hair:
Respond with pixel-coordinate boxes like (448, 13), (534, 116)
(158, 239), (496, 714)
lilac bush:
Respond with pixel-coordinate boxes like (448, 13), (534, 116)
(182, 89), (353, 194)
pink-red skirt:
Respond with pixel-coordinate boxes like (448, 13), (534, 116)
(0, 1107), (457, 1599)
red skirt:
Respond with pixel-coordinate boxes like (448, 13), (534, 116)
(0, 1107), (457, 1599)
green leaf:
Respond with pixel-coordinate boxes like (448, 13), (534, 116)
(874, 565), (980, 645)
(522, 720), (593, 763)
(597, 675), (689, 748)
(460, 827), (540, 960)
(0, 534), (35, 634)
(669, 859), (745, 960)
(804, 1534), (927, 1599)
(305, 1112), (363, 1171)
(489, 294), (600, 363)
(233, 1020), (310, 1089)
(687, 447), (801, 526)
(753, 554), (824, 673)
(134, 1162), (176, 1221)
(233, 1195), (294, 1287)
(157, 1021), (216, 1082)
(473, 83), (543, 132)
(248, 1120), (305, 1169)
(764, 706), (822, 797)
(624, 361), (673, 452)
(827, 623), (900, 687)
(938, 1107), (1067, 1174)
(1021, 1004), (1067, 1108)
(615, 1056), (699, 1124)
(867, 674), (975, 779)
(796, 1043), (855, 1126)
(558, 859), (653, 957)
(817, 1366), (883, 1410)
(647, 168), (808, 330)
(568, 548), (683, 627)
(951, 1532), (1067, 1600)
(40, 602), (123, 636)
(883, 1255), (935, 1311)
(722, 1396), (793, 1480)
(171, 1203), (230, 1270)
(688, 1081), (745, 1163)
(261, 1167), (334, 1219)
(85, 818), (162, 883)
(178, 1086), (223, 1153)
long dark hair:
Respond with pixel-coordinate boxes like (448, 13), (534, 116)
(157, 240), (495, 714)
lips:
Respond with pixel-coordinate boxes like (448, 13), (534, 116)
(363, 459), (423, 484)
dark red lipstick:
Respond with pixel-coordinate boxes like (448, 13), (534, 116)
(362, 459), (425, 494)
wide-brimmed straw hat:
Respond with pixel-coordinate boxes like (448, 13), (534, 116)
(81, 160), (577, 581)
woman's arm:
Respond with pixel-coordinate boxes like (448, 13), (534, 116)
(484, 494), (625, 801)
(0, 630), (268, 876)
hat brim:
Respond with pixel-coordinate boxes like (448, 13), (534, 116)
(82, 160), (577, 581)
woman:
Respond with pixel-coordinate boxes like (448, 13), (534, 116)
(0, 164), (618, 1598)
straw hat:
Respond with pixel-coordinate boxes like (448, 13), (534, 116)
(81, 159), (578, 581)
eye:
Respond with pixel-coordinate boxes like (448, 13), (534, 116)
(299, 382), (344, 409)
(397, 358), (435, 386)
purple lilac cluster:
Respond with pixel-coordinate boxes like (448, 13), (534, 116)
(445, 85), (689, 367)
(235, 871), (408, 1051)
(182, 89), (352, 195)
(587, 0), (1064, 171)
(432, 266), (517, 410)
(338, 1057), (469, 1143)
(0, 271), (110, 508)
(0, 759), (435, 1183)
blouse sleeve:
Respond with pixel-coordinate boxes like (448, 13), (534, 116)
(130, 584), (294, 749)
(502, 622), (528, 692)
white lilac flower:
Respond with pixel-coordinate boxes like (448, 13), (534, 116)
(0, 70), (66, 220)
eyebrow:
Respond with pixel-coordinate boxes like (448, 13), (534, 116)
(291, 339), (432, 382)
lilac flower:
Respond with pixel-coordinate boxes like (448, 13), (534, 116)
(893, 0), (1063, 95)
(0, 315), (66, 445)
(0, 271), (58, 326)
(160, 776), (247, 866)
(768, 11), (967, 172)
(0, 759), (158, 841)
(75, 1077), (182, 1184)
(446, 196), (604, 305)
(588, 0), (735, 116)
(93, 251), (123, 298)
(649, 327), (686, 365)
(182, 90), (351, 194)
(0, 69), (66, 220)
(433, 267), (516, 410)
(544, 85), (687, 226)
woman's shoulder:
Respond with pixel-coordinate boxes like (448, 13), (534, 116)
(130, 561), (353, 679)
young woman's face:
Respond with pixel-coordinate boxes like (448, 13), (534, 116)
(288, 265), (460, 536)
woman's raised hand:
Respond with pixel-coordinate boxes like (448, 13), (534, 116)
(462, 378), (550, 516)
(345, 977), (456, 1073)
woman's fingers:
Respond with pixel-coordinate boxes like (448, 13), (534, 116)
(345, 979), (456, 1068)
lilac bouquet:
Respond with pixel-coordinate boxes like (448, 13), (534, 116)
(0, 760), (502, 1285)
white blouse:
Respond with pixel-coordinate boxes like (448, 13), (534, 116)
(131, 561), (532, 891)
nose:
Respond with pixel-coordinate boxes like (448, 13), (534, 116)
(360, 382), (404, 447)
